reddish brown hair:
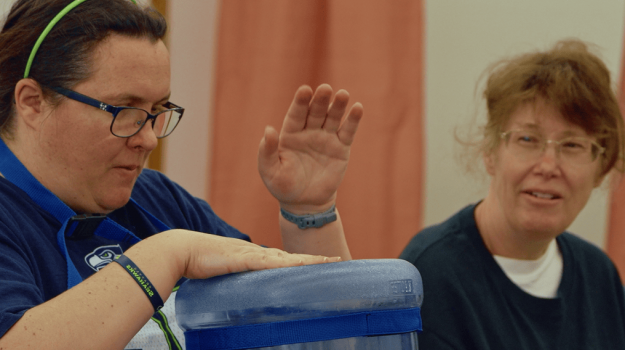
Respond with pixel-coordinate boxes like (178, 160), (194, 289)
(482, 39), (624, 176)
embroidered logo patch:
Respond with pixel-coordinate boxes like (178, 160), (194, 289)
(85, 245), (123, 271)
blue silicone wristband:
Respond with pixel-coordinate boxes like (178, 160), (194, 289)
(280, 204), (337, 229)
(114, 254), (164, 312)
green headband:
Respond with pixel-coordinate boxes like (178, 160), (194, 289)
(24, 0), (138, 78)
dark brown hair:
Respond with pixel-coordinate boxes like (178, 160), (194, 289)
(482, 39), (624, 177)
(0, 0), (167, 137)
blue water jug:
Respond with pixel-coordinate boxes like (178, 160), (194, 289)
(175, 259), (423, 350)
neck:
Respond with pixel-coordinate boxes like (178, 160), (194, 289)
(475, 195), (554, 260)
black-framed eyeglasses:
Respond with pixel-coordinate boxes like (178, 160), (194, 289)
(50, 86), (185, 138)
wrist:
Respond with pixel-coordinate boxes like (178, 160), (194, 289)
(278, 196), (337, 215)
(126, 231), (186, 290)
(155, 230), (190, 280)
(113, 255), (164, 312)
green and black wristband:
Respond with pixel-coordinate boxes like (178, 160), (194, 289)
(114, 254), (164, 312)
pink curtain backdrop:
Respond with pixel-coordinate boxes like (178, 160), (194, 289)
(607, 39), (625, 281)
(208, 0), (424, 259)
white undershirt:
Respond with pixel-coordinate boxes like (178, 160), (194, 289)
(493, 239), (563, 298)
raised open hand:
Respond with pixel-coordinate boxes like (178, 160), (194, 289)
(258, 84), (363, 213)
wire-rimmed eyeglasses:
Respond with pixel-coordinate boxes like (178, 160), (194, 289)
(50, 86), (184, 138)
(500, 129), (605, 165)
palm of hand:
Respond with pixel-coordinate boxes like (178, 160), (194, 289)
(265, 128), (349, 206)
(258, 84), (363, 212)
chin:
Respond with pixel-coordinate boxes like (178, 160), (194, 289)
(515, 205), (571, 233)
(96, 191), (133, 213)
(519, 218), (570, 239)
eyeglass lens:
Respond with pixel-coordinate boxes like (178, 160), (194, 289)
(112, 108), (181, 138)
(504, 130), (600, 164)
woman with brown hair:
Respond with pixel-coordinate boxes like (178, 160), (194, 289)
(401, 40), (625, 349)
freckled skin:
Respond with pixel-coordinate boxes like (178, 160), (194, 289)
(19, 34), (170, 214)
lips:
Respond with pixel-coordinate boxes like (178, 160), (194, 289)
(522, 189), (562, 200)
(531, 192), (554, 199)
(113, 165), (141, 175)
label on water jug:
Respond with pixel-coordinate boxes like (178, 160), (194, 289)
(390, 279), (413, 295)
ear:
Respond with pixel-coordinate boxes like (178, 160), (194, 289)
(483, 151), (497, 176)
(14, 79), (48, 131)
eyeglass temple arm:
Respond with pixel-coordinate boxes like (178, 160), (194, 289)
(52, 87), (120, 115)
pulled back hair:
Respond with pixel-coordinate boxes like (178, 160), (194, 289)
(0, 0), (167, 137)
(482, 39), (624, 177)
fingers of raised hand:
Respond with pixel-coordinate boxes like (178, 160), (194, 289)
(323, 89), (350, 133)
(305, 84), (334, 130)
(337, 102), (364, 146)
(257, 125), (280, 172)
(283, 84), (361, 138)
(282, 85), (314, 133)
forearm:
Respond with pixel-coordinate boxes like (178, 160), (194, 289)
(280, 209), (351, 260)
(0, 228), (337, 348)
(0, 232), (182, 350)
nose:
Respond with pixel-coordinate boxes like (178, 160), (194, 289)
(533, 141), (561, 178)
(126, 119), (158, 152)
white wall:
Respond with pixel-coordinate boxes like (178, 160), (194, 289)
(424, 0), (625, 248)
(0, 0), (11, 15)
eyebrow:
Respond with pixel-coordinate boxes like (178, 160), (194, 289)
(512, 123), (589, 137)
(106, 92), (172, 106)
(514, 122), (539, 130)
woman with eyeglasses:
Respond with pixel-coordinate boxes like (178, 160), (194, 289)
(400, 40), (625, 349)
(0, 0), (362, 349)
